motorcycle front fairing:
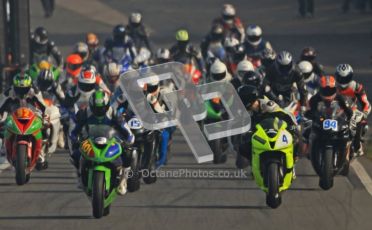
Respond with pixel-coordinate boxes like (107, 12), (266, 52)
(251, 118), (294, 192)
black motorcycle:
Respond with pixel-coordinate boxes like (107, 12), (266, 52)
(125, 112), (159, 192)
(308, 102), (352, 190)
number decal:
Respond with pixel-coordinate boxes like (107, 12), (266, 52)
(128, 118), (143, 129)
(282, 135), (288, 144)
(323, 119), (338, 131)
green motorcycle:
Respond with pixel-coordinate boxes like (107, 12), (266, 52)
(79, 125), (124, 218)
(251, 117), (294, 208)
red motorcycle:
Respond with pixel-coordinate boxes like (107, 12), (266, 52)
(4, 106), (43, 185)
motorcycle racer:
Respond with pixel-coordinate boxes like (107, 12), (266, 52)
(30, 27), (63, 69)
(70, 90), (134, 195)
(212, 4), (245, 42)
(335, 64), (371, 156)
(0, 72), (49, 168)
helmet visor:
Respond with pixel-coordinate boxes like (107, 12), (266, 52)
(14, 87), (31, 96)
(320, 86), (336, 97)
(223, 15), (234, 22)
(336, 73), (352, 85)
(67, 63), (82, 71)
(38, 79), (53, 91)
(147, 84), (159, 93)
(212, 72), (226, 81)
(278, 62), (293, 75)
(78, 82), (95, 92)
(92, 105), (109, 117)
(247, 35), (261, 43)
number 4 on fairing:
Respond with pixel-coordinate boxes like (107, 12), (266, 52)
(323, 119), (338, 131)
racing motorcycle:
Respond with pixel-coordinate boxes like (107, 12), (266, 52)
(126, 114), (159, 190)
(78, 125), (125, 218)
(204, 97), (229, 164)
(251, 117), (295, 208)
(308, 101), (356, 190)
(4, 106), (44, 185)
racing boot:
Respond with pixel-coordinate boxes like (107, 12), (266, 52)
(117, 167), (131, 195)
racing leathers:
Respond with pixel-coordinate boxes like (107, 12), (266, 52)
(238, 97), (299, 162)
(30, 38), (63, 69)
(338, 81), (371, 155)
(212, 17), (245, 42)
(126, 23), (152, 53)
(69, 106), (134, 168)
(264, 65), (307, 109)
(0, 87), (48, 162)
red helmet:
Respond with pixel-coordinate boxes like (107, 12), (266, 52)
(66, 54), (83, 77)
(319, 75), (337, 102)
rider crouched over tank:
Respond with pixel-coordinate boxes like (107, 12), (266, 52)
(69, 90), (135, 195)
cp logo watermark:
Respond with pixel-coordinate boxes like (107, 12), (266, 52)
(120, 62), (251, 163)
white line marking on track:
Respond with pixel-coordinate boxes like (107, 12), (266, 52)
(351, 159), (372, 196)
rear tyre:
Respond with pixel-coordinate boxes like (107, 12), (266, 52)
(319, 148), (334, 190)
(15, 145), (27, 186)
(266, 163), (281, 209)
(92, 171), (105, 218)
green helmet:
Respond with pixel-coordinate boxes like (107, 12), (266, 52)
(13, 72), (32, 97)
(89, 89), (110, 117)
(175, 29), (189, 42)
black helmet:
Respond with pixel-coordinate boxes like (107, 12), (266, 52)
(113, 24), (126, 41)
(237, 85), (259, 108)
(34, 27), (49, 45)
(242, 71), (261, 86)
(38, 69), (54, 91)
(233, 44), (246, 63)
(301, 47), (317, 62)
(276, 51), (293, 76)
(89, 90), (110, 117)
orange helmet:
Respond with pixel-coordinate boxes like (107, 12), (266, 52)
(86, 32), (99, 48)
(319, 75), (337, 102)
(66, 54), (83, 77)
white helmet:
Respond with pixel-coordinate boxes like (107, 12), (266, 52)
(134, 48), (151, 65)
(224, 36), (239, 48)
(129, 12), (142, 24)
(74, 42), (89, 62)
(276, 51), (293, 75)
(222, 4), (236, 18)
(237, 60), (254, 72)
(78, 66), (96, 92)
(298, 61), (314, 82)
(210, 59), (229, 81)
(237, 60), (254, 80)
(104, 62), (121, 82)
(156, 48), (171, 63)
(246, 25), (262, 46)
(335, 64), (353, 88)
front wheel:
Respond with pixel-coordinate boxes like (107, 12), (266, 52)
(319, 148), (334, 190)
(266, 163), (281, 208)
(92, 171), (105, 218)
(15, 145), (28, 185)
(127, 149), (140, 192)
(211, 139), (227, 164)
(142, 140), (158, 184)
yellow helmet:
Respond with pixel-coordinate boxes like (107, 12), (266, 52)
(175, 29), (189, 42)
(38, 60), (51, 70)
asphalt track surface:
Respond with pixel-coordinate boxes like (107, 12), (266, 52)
(1, 0), (372, 229)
